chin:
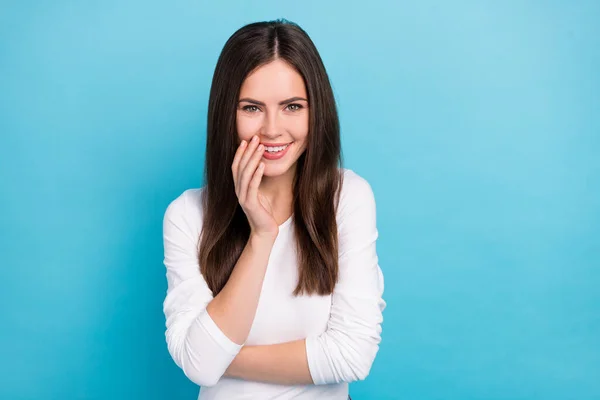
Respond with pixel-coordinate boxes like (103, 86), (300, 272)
(263, 162), (294, 177)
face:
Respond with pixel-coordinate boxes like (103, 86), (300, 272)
(236, 59), (309, 178)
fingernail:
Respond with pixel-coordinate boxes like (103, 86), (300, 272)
(252, 136), (258, 142)
(240, 140), (247, 147)
(257, 144), (264, 151)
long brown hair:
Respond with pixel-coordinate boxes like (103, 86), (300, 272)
(198, 19), (344, 297)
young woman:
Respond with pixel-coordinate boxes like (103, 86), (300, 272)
(162, 19), (386, 400)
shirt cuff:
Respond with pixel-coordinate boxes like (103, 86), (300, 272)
(305, 335), (327, 385)
(197, 311), (244, 356)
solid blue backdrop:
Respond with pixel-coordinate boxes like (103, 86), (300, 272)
(1, 1), (598, 399)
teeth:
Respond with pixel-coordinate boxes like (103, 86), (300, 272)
(265, 143), (290, 153)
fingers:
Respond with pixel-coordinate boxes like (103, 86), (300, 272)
(238, 136), (260, 183)
(232, 139), (247, 193)
(239, 142), (264, 203)
(247, 161), (264, 203)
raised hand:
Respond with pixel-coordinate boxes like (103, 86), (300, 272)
(232, 135), (279, 238)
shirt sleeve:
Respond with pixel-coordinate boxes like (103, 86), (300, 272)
(305, 172), (387, 384)
(162, 190), (242, 387)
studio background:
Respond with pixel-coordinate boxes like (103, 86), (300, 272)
(1, 1), (599, 399)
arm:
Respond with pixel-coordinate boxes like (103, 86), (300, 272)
(206, 232), (276, 345)
(225, 339), (313, 385)
(223, 173), (386, 385)
(162, 191), (276, 387)
(306, 175), (386, 384)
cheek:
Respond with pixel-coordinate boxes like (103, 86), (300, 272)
(236, 115), (262, 140)
(287, 116), (309, 142)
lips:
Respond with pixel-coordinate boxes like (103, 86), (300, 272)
(261, 142), (292, 147)
(262, 142), (293, 160)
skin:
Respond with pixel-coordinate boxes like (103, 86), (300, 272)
(214, 58), (314, 385)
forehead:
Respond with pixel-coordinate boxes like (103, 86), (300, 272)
(239, 59), (307, 99)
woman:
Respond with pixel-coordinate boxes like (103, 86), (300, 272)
(162, 19), (386, 400)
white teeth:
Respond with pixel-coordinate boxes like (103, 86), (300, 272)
(265, 143), (290, 153)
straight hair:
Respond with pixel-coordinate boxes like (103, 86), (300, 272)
(198, 19), (344, 296)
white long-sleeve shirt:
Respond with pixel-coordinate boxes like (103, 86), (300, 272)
(162, 168), (386, 400)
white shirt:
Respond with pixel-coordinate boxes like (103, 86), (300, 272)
(162, 168), (386, 400)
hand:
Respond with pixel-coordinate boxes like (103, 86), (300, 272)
(232, 135), (279, 238)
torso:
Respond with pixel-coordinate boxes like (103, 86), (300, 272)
(246, 219), (331, 345)
(197, 217), (345, 400)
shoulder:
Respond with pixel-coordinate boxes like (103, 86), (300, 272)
(339, 168), (373, 193)
(163, 187), (206, 237)
(338, 167), (376, 210)
(336, 168), (378, 247)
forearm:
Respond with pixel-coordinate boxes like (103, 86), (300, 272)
(206, 233), (276, 345)
(225, 339), (314, 385)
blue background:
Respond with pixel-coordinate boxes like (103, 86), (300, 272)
(1, 1), (599, 399)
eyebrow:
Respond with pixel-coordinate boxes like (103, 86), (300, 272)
(238, 96), (308, 106)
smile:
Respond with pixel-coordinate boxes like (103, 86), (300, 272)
(262, 142), (293, 160)
(264, 143), (291, 153)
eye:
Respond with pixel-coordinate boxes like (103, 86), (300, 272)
(286, 103), (303, 111)
(242, 105), (260, 113)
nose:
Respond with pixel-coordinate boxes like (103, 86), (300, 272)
(262, 109), (282, 140)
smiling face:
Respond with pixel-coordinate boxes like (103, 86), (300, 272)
(236, 59), (309, 178)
